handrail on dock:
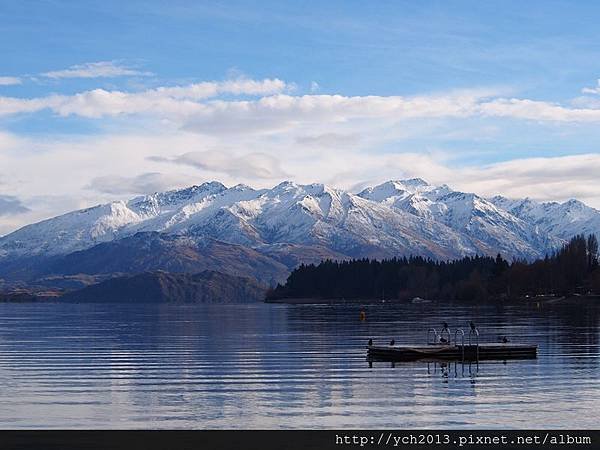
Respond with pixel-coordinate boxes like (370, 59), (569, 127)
(427, 328), (438, 345)
(468, 327), (480, 362)
(454, 329), (465, 361)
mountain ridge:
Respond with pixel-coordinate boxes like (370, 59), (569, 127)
(1, 179), (599, 289)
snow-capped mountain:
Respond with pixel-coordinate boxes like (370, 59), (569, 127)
(358, 179), (562, 259)
(489, 196), (600, 242)
(0, 180), (482, 261)
(1, 179), (598, 273)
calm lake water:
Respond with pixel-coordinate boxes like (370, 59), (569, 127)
(0, 301), (598, 429)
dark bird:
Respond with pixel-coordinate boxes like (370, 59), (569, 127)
(442, 321), (449, 329)
(502, 336), (510, 343)
(389, 339), (395, 346)
(470, 321), (477, 332)
(368, 338), (373, 347)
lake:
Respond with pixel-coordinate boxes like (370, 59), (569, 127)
(0, 301), (598, 428)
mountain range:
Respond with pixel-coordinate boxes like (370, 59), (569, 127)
(1, 178), (599, 293)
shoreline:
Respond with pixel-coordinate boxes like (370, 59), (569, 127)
(1, 293), (598, 305)
(265, 294), (600, 305)
(264, 297), (405, 305)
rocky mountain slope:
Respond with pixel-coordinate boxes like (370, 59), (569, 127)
(61, 270), (266, 304)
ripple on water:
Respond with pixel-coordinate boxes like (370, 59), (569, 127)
(0, 302), (598, 428)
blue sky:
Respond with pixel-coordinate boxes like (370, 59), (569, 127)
(4, 0), (600, 98)
(2, 0), (600, 233)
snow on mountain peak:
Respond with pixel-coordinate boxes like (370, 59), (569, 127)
(129, 181), (227, 210)
(359, 180), (565, 258)
(231, 183), (255, 192)
(272, 180), (298, 191)
(398, 177), (430, 188)
(563, 198), (586, 211)
(0, 179), (598, 262)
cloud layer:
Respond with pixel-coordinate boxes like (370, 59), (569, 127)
(0, 77), (289, 118)
(2, 74), (600, 235)
(0, 195), (29, 216)
(153, 150), (289, 179)
(4, 83), (600, 133)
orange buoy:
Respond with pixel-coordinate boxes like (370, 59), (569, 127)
(360, 311), (366, 321)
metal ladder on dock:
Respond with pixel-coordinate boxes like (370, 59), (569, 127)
(468, 326), (479, 362)
(427, 325), (452, 345)
(428, 324), (479, 363)
(455, 325), (480, 363)
(427, 328), (439, 345)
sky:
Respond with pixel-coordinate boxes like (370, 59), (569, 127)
(2, 0), (600, 234)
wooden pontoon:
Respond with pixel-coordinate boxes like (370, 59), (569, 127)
(368, 343), (537, 361)
(367, 325), (538, 362)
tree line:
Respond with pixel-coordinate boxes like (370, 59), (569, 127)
(266, 234), (600, 302)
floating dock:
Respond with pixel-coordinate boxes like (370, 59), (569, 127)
(368, 343), (537, 362)
(367, 325), (538, 362)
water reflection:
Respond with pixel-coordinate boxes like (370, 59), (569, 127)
(0, 302), (598, 428)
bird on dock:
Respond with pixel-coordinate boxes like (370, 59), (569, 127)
(368, 338), (373, 347)
(389, 339), (395, 346)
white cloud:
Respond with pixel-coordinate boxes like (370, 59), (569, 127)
(180, 91), (494, 136)
(5, 82), (600, 131)
(454, 154), (600, 203)
(0, 77), (290, 118)
(0, 76), (21, 86)
(477, 98), (600, 122)
(153, 77), (288, 99)
(0, 95), (64, 116)
(570, 96), (600, 109)
(581, 79), (600, 95)
(41, 61), (152, 79)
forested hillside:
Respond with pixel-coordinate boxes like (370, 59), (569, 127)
(267, 234), (600, 302)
